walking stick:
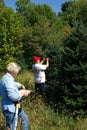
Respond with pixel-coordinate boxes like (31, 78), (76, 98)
(12, 103), (19, 130)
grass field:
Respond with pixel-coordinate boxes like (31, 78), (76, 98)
(0, 72), (87, 130)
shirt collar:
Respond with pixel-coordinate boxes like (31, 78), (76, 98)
(6, 72), (14, 81)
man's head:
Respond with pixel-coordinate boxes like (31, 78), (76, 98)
(6, 62), (21, 76)
(33, 56), (41, 63)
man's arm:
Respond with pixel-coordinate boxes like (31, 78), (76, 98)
(45, 58), (49, 68)
(40, 58), (45, 64)
(40, 58), (49, 68)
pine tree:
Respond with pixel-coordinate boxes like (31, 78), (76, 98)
(60, 22), (87, 116)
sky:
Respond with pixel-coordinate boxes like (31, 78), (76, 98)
(5, 0), (69, 14)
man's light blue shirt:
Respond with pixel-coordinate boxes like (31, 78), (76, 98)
(0, 72), (22, 113)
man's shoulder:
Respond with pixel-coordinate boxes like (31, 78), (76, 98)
(35, 63), (46, 67)
(33, 63), (41, 66)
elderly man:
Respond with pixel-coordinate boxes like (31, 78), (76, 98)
(0, 62), (32, 130)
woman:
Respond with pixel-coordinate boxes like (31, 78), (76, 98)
(0, 62), (32, 130)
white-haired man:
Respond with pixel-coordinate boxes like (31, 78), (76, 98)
(0, 62), (32, 130)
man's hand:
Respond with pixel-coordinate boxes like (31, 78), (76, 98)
(20, 85), (25, 90)
(46, 58), (49, 61)
(19, 89), (32, 97)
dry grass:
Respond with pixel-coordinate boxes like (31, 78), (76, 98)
(0, 72), (87, 130)
(16, 71), (34, 90)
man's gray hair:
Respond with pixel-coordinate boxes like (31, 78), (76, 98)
(7, 62), (21, 74)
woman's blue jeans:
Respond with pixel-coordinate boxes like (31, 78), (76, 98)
(3, 109), (29, 130)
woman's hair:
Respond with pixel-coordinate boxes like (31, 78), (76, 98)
(6, 62), (21, 74)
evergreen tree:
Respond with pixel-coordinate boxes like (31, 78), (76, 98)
(60, 22), (87, 116)
(44, 42), (62, 107)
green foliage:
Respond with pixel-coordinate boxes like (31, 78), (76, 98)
(77, 0), (87, 25)
(0, 0), (5, 6)
(0, 0), (87, 118)
(59, 0), (87, 27)
(1, 72), (87, 130)
(0, 7), (24, 70)
(44, 42), (63, 106)
(16, 0), (30, 14)
(16, 0), (64, 69)
(59, 22), (87, 116)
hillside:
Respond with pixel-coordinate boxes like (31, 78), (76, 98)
(0, 72), (87, 130)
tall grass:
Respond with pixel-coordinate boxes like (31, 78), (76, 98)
(0, 72), (87, 130)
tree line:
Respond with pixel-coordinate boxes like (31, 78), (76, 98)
(0, 0), (87, 116)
